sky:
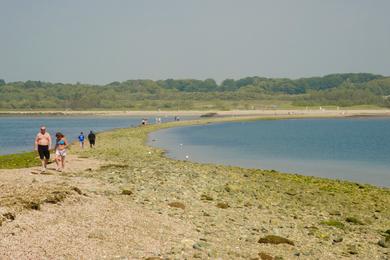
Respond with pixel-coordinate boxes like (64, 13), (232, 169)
(0, 0), (389, 84)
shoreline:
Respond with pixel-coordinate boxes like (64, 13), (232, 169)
(1, 116), (389, 258)
(2, 114), (390, 186)
(148, 117), (390, 188)
(143, 116), (390, 190)
(1, 108), (390, 118)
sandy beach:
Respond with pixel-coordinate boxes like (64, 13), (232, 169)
(0, 116), (389, 259)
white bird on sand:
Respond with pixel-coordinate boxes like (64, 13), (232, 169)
(185, 155), (189, 160)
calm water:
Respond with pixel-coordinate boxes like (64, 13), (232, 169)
(149, 118), (390, 187)
(0, 116), (194, 155)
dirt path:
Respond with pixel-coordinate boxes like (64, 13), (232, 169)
(0, 155), (198, 259)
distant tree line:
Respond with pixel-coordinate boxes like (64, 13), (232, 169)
(0, 73), (389, 109)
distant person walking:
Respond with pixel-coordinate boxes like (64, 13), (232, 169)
(141, 118), (148, 126)
(34, 126), (52, 172)
(78, 132), (85, 149)
(88, 130), (96, 148)
(55, 132), (68, 172)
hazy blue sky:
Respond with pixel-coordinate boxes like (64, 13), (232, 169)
(1, 0), (389, 84)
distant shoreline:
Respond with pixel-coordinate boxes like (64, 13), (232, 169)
(1, 109), (390, 118)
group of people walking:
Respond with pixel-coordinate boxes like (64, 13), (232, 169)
(34, 126), (96, 172)
(77, 131), (96, 149)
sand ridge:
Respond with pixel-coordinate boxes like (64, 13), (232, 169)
(0, 117), (389, 259)
(1, 108), (390, 117)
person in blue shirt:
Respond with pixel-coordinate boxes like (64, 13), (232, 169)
(78, 132), (85, 149)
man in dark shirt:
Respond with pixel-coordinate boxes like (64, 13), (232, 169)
(88, 130), (96, 148)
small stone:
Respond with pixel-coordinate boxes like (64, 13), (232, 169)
(286, 190), (297, 196)
(44, 192), (66, 204)
(26, 201), (41, 210)
(378, 236), (390, 248)
(261, 227), (269, 233)
(168, 202), (185, 210)
(200, 194), (213, 201)
(2, 212), (15, 221)
(72, 186), (82, 195)
(258, 235), (294, 246)
(227, 251), (242, 257)
(333, 236), (343, 243)
(244, 202), (252, 207)
(192, 241), (209, 250)
(347, 244), (358, 255)
(258, 252), (274, 260)
(356, 183), (365, 189)
(88, 230), (106, 240)
(328, 210), (341, 216)
(302, 251), (313, 256)
(121, 189), (133, 195)
(320, 220), (344, 229)
(216, 202), (229, 209)
(345, 217), (364, 225)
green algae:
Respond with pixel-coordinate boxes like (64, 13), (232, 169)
(320, 220), (345, 229)
(0, 151), (41, 169)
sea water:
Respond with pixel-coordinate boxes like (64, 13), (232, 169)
(0, 115), (193, 155)
(149, 118), (390, 187)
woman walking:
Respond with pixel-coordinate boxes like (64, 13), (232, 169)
(55, 132), (68, 172)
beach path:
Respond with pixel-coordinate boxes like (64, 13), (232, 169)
(0, 154), (197, 259)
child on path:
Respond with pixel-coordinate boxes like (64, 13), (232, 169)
(78, 132), (85, 149)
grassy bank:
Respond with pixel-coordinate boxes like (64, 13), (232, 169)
(72, 117), (389, 259)
(0, 151), (40, 169)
